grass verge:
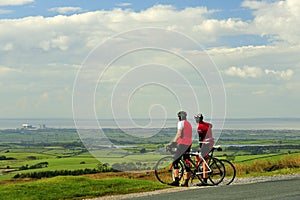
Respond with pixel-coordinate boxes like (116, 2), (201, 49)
(234, 153), (300, 177)
(0, 176), (170, 200)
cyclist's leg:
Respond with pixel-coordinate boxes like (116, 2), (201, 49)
(169, 146), (184, 186)
(202, 155), (209, 184)
(170, 157), (181, 186)
(201, 143), (211, 184)
(182, 145), (191, 187)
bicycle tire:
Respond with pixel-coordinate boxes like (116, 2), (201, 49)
(154, 156), (184, 184)
(218, 159), (236, 185)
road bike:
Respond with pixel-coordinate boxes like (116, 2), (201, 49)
(154, 142), (226, 186)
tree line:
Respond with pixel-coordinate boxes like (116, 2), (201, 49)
(14, 162), (115, 179)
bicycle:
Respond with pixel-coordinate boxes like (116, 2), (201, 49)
(154, 142), (226, 186)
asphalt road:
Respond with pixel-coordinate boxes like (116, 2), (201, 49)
(127, 177), (300, 200)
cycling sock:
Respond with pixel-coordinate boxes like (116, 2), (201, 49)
(183, 179), (189, 187)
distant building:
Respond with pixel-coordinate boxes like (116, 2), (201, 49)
(22, 123), (33, 129)
(21, 123), (47, 130)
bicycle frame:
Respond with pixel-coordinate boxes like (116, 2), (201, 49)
(185, 151), (212, 176)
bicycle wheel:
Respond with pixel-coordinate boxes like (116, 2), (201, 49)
(154, 156), (184, 184)
(206, 157), (225, 185)
(218, 159), (236, 185)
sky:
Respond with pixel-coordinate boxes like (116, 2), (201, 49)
(0, 0), (299, 120)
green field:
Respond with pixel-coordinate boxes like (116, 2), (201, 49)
(1, 128), (300, 176)
(1, 128), (300, 199)
(0, 176), (170, 200)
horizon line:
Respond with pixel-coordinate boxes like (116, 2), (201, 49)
(1, 117), (300, 120)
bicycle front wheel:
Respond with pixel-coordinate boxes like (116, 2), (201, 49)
(154, 156), (184, 184)
(207, 157), (225, 185)
(218, 159), (236, 185)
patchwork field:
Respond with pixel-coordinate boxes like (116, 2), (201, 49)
(0, 128), (299, 199)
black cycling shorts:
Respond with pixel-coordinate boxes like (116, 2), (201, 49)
(173, 144), (191, 170)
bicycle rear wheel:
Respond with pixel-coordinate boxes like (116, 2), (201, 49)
(154, 156), (184, 184)
(218, 159), (236, 185)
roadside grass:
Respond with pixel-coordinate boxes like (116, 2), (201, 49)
(0, 176), (170, 200)
(234, 153), (300, 177)
(233, 154), (280, 163)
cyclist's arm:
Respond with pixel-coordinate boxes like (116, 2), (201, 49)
(173, 129), (183, 143)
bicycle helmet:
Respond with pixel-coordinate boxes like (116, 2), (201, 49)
(194, 113), (203, 123)
(177, 111), (187, 120)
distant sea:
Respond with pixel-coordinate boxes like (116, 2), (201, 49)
(0, 118), (300, 130)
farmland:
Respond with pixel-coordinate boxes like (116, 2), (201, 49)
(0, 127), (300, 199)
(1, 128), (300, 179)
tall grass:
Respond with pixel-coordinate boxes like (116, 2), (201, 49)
(235, 154), (300, 176)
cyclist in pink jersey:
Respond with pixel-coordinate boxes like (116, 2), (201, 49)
(194, 113), (214, 185)
(169, 111), (193, 187)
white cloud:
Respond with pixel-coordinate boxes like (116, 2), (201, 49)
(0, 0), (34, 6)
(116, 3), (132, 7)
(48, 7), (83, 14)
(193, 18), (249, 36)
(0, 4), (298, 74)
(225, 66), (294, 80)
(225, 66), (263, 78)
(0, 5), (298, 80)
(0, 5), (222, 69)
(242, 0), (269, 9)
(40, 35), (70, 51)
(243, 0), (300, 44)
(265, 69), (294, 80)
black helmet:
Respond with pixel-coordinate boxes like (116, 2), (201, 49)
(177, 111), (187, 120)
(194, 113), (203, 122)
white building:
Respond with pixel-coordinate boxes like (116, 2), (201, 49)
(22, 123), (33, 129)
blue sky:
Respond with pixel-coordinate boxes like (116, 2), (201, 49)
(0, 0), (252, 19)
(0, 0), (299, 120)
